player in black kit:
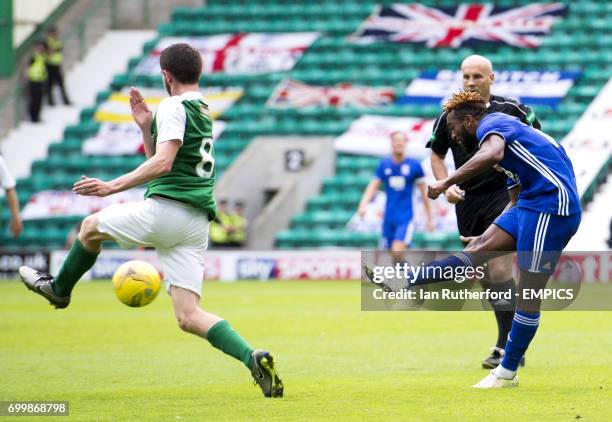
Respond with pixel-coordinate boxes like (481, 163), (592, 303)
(427, 55), (541, 369)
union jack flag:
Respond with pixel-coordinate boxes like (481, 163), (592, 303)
(266, 79), (395, 109)
(351, 3), (567, 48)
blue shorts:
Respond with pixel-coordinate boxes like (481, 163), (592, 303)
(494, 207), (581, 274)
(381, 218), (415, 249)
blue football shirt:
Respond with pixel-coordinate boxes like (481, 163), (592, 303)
(476, 112), (580, 216)
(375, 157), (425, 223)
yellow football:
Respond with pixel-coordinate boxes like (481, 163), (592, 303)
(111, 260), (161, 307)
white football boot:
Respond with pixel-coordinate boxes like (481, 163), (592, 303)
(472, 371), (518, 388)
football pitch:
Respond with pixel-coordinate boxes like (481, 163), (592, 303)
(1, 280), (610, 421)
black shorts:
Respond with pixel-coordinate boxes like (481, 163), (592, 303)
(455, 188), (509, 238)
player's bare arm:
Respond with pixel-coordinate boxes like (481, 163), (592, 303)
(430, 150), (448, 180)
(428, 134), (505, 199)
(417, 182), (435, 231)
(357, 178), (381, 217)
(129, 87), (155, 159)
(73, 140), (180, 197)
(6, 186), (23, 237)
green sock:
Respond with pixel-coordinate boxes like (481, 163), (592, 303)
(52, 239), (99, 296)
(206, 320), (254, 368)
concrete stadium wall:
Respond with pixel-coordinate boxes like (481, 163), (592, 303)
(215, 136), (335, 249)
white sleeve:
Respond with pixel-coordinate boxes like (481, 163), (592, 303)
(155, 97), (186, 144)
(0, 156), (16, 190)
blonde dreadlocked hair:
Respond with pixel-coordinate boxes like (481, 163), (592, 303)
(443, 90), (488, 121)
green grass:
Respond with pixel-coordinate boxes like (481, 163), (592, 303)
(1, 280), (610, 421)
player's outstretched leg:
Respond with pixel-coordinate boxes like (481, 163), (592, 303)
(19, 214), (110, 308)
(480, 255), (522, 369)
(170, 286), (284, 398)
(474, 269), (549, 388)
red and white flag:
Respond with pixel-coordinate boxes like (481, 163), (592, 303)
(136, 32), (319, 75)
(334, 115), (434, 157)
(82, 121), (226, 156)
(267, 79), (395, 108)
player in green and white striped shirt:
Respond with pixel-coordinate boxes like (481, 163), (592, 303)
(19, 43), (283, 398)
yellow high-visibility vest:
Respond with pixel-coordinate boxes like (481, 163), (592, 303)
(228, 213), (247, 243)
(28, 53), (48, 82)
(210, 212), (232, 243)
(47, 36), (63, 65)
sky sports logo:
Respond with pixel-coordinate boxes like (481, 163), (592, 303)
(236, 258), (277, 280)
(236, 256), (361, 280)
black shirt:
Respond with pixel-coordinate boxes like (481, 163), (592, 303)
(427, 94), (541, 194)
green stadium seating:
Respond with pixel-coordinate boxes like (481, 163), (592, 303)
(6, 0), (610, 250)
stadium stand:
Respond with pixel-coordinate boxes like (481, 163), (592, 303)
(1, 0), (610, 250)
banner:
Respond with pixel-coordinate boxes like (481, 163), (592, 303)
(0, 251), (50, 279)
(563, 78), (612, 197)
(94, 87), (243, 123)
(333, 115), (434, 157)
(398, 70), (581, 108)
(49, 250), (362, 281)
(82, 120), (226, 156)
(266, 79), (395, 109)
(346, 192), (386, 234)
(351, 3), (567, 48)
(50, 249), (222, 281)
(84, 86), (236, 156)
(21, 189), (146, 220)
(135, 33), (319, 75)
(46, 249), (612, 283)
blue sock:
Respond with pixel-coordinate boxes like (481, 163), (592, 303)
(500, 310), (540, 372)
(408, 252), (475, 287)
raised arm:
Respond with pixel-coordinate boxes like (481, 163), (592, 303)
(129, 87), (155, 159)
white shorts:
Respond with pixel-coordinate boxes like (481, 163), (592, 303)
(96, 196), (209, 296)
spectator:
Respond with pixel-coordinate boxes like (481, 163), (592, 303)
(227, 200), (248, 247)
(0, 155), (23, 238)
(27, 41), (48, 122)
(209, 199), (232, 247)
(45, 26), (71, 106)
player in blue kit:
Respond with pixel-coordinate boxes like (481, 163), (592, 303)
(365, 91), (581, 387)
(358, 131), (434, 263)
(424, 91), (580, 387)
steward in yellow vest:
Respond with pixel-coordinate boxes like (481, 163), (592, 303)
(45, 26), (71, 105)
(210, 199), (232, 247)
(227, 201), (247, 247)
(27, 41), (48, 122)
